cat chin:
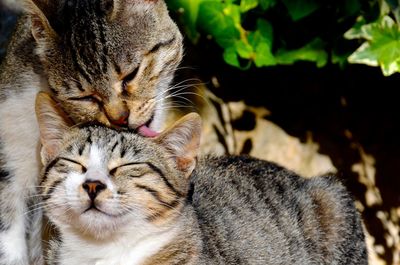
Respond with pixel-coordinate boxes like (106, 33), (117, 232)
(49, 209), (126, 239)
(75, 212), (124, 239)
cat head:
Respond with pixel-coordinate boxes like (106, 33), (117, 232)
(25, 0), (183, 133)
(35, 92), (201, 239)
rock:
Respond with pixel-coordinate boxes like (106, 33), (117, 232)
(170, 84), (337, 177)
(167, 84), (397, 265)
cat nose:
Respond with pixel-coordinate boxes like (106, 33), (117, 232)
(82, 180), (106, 201)
(109, 111), (129, 126)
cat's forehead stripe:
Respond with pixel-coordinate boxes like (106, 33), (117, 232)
(64, 0), (111, 84)
(89, 144), (103, 168)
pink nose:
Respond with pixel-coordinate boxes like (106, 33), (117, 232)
(109, 111), (129, 126)
(82, 180), (106, 201)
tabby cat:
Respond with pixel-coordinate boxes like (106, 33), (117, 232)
(36, 92), (368, 265)
(0, 0), (182, 264)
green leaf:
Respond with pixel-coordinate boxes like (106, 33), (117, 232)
(198, 2), (241, 48)
(247, 19), (275, 67)
(344, 16), (368, 40)
(223, 46), (252, 69)
(223, 3), (241, 25)
(253, 19), (273, 47)
(167, 0), (205, 42)
(240, 0), (258, 13)
(223, 46), (241, 67)
(235, 39), (254, 59)
(254, 42), (276, 67)
(276, 38), (328, 67)
(281, 0), (321, 21)
(348, 16), (400, 76)
(259, 0), (276, 10)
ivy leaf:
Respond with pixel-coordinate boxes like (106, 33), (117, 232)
(281, 0), (321, 21)
(223, 45), (252, 69)
(223, 46), (241, 67)
(247, 19), (275, 66)
(276, 38), (328, 67)
(348, 16), (400, 76)
(344, 16), (367, 40)
(198, 2), (241, 48)
(167, 0), (205, 42)
(240, 0), (258, 13)
(254, 42), (276, 67)
(248, 19), (273, 48)
(223, 3), (241, 25)
(235, 39), (254, 59)
(259, 0), (276, 11)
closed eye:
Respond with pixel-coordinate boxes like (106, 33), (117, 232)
(59, 157), (87, 173)
(109, 162), (147, 176)
(148, 37), (176, 54)
(122, 67), (140, 91)
(68, 95), (100, 103)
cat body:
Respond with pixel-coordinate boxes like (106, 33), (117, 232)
(36, 94), (368, 265)
(0, 1), (182, 264)
(190, 156), (367, 264)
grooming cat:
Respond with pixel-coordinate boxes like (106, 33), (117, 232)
(35, 92), (368, 265)
(0, 0), (182, 264)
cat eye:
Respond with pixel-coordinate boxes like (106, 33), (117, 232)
(68, 95), (101, 104)
(109, 162), (146, 176)
(59, 157), (87, 173)
(121, 67), (139, 91)
(148, 37), (176, 54)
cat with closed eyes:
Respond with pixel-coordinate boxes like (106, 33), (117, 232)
(0, 0), (182, 264)
(35, 92), (368, 265)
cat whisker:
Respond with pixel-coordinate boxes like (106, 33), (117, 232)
(167, 96), (195, 106)
(159, 78), (202, 96)
(170, 78), (202, 88)
(154, 103), (196, 111)
(174, 65), (197, 71)
(156, 85), (194, 101)
(155, 92), (196, 107)
(169, 91), (209, 105)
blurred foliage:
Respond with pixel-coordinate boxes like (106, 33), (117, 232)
(167, 0), (400, 76)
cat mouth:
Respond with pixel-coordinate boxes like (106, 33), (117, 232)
(136, 115), (159, 138)
(83, 204), (116, 218)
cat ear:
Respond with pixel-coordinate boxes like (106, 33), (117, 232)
(35, 92), (72, 163)
(156, 113), (202, 178)
(23, 0), (57, 42)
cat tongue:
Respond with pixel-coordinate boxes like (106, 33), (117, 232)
(137, 125), (159, 138)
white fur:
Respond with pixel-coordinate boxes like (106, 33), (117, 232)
(58, 222), (179, 265)
(0, 86), (42, 264)
(0, 87), (40, 192)
(51, 145), (180, 265)
(64, 145), (115, 197)
(86, 146), (115, 193)
(0, 214), (28, 264)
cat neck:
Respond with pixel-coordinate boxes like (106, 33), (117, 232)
(56, 208), (200, 265)
(58, 220), (179, 265)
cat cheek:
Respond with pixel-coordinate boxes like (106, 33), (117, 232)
(97, 113), (112, 126)
(64, 173), (86, 202)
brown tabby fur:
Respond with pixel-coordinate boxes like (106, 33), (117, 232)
(0, 1), (182, 264)
(36, 93), (368, 265)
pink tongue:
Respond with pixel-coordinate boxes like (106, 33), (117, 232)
(137, 125), (159, 138)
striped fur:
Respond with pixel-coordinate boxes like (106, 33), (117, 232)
(0, 0), (182, 264)
(36, 102), (368, 265)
